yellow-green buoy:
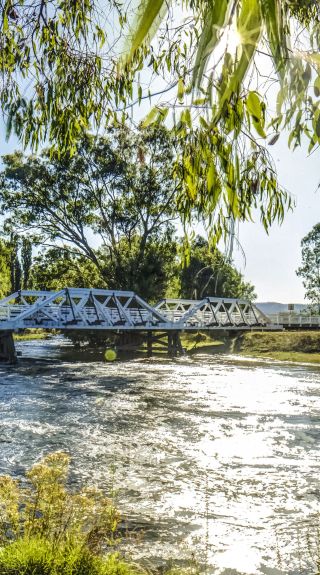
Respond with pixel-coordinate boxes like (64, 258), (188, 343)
(104, 348), (117, 362)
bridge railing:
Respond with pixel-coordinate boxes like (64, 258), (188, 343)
(267, 313), (320, 327)
(0, 304), (167, 329)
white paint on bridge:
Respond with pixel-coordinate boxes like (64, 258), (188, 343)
(0, 289), (271, 332)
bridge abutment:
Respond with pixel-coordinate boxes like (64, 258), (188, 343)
(0, 331), (17, 364)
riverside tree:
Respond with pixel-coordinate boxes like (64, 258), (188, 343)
(0, 235), (30, 296)
(296, 223), (320, 313)
(1, 0), (319, 240)
(0, 239), (11, 298)
(0, 125), (178, 300)
(180, 236), (256, 300)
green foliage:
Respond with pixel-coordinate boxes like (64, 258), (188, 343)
(30, 249), (103, 291)
(128, 0), (320, 149)
(125, 0), (320, 234)
(296, 223), (320, 312)
(0, 126), (178, 299)
(105, 234), (177, 302)
(0, 452), (120, 550)
(0, 239), (11, 298)
(0, 537), (99, 575)
(0, 234), (34, 297)
(2, 0), (316, 239)
(0, 0), (132, 153)
(179, 236), (256, 300)
(21, 237), (32, 289)
(0, 537), (143, 575)
(0, 453), (147, 575)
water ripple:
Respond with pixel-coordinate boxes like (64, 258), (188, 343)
(0, 339), (320, 574)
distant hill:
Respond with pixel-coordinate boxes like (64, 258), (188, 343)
(256, 302), (307, 315)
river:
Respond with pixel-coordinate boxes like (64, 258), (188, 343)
(0, 337), (320, 575)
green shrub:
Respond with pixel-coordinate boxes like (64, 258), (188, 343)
(0, 452), (120, 551)
(0, 536), (143, 575)
(0, 453), (146, 575)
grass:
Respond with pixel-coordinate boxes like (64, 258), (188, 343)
(180, 332), (225, 353)
(234, 330), (320, 364)
(14, 330), (50, 341)
(0, 452), (124, 575)
(238, 350), (320, 364)
(0, 537), (142, 575)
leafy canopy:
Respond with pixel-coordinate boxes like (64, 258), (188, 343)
(180, 236), (256, 300)
(1, 0), (319, 239)
(0, 0), (131, 153)
(126, 0), (320, 236)
(0, 126), (178, 300)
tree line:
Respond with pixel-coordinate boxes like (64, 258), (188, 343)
(0, 126), (255, 302)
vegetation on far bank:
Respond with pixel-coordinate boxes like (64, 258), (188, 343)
(233, 330), (320, 365)
(10, 330), (320, 366)
(179, 330), (320, 364)
(13, 330), (51, 342)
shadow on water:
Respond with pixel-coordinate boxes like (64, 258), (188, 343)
(1, 336), (320, 574)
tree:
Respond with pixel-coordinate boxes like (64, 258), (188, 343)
(1, 0), (319, 241)
(296, 223), (320, 313)
(29, 248), (102, 292)
(21, 237), (32, 289)
(29, 238), (177, 302)
(180, 236), (256, 300)
(0, 238), (11, 298)
(0, 126), (178, 300)
(9, 234), (21, 293)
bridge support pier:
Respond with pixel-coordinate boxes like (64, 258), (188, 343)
(168, 331), (184, 357)
(114, 331), (184, 357)
(0, 331), (17, 364)
(147, 332), (153, 357)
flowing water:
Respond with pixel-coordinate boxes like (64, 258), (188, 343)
(1, 337), (320, 575)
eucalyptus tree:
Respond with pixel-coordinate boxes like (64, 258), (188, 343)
(180, 236), (256, 300)
(0, 125), (179, 299)
(0, 239), (11, 298)
(0, 0), (130, 152)
(1, 0), (320, 241)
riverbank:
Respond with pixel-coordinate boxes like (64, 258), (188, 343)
(181, 331), (320, 364)
(14, 329), (51, 341)
(232, 330), (320, 364)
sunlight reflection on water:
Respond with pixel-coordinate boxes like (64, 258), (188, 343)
(0, 339), (320, 574)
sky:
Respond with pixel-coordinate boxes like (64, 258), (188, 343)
(233, 137), (320, 303)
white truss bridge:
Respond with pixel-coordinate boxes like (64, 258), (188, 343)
(0, 288), (271, 332)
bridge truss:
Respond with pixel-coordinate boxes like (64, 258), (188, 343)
(0, 289), (270, 332)
(156, 298), (269, 329)
(0, 289), (168, 331)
